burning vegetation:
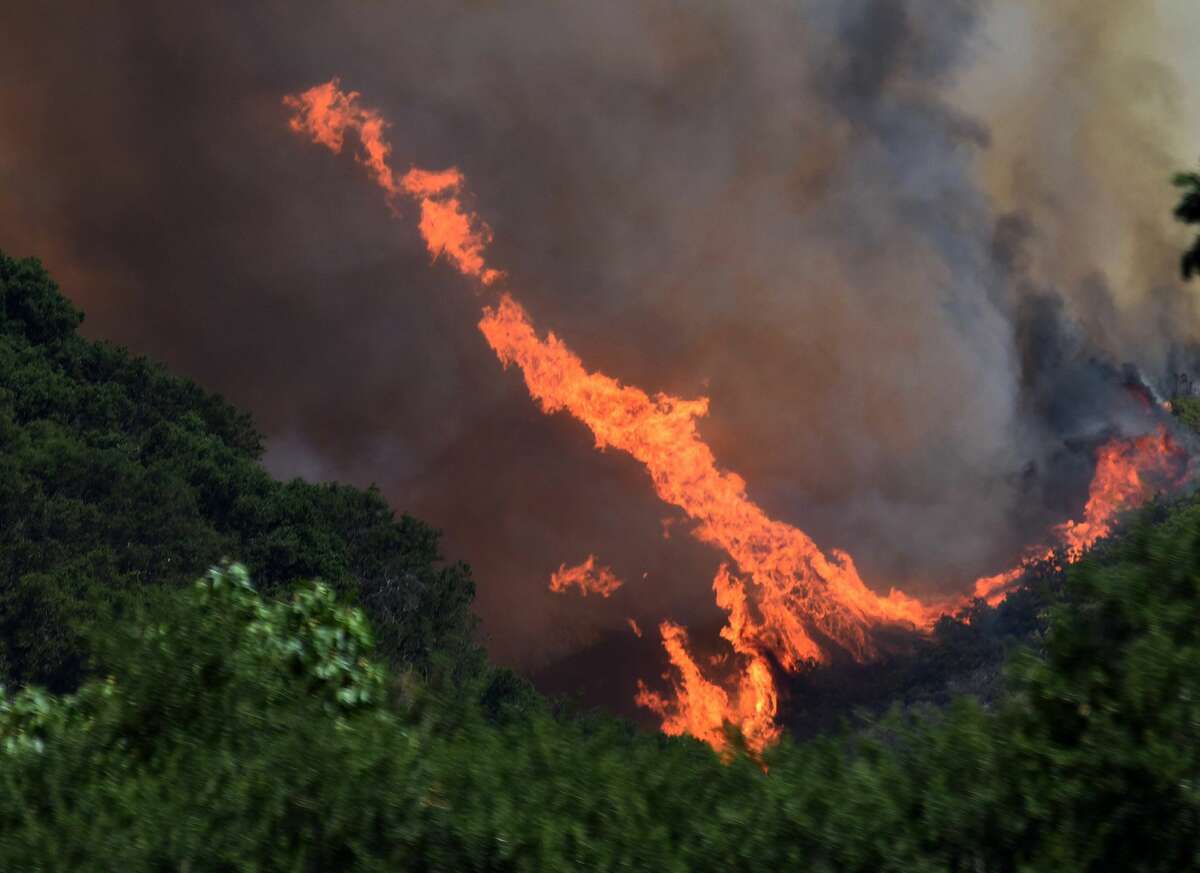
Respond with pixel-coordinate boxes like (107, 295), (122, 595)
(285, 78), (1196, 752)
(973, 427), (1189, 605)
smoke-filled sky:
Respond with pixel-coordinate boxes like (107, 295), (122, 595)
(2, 0), (1199, 678)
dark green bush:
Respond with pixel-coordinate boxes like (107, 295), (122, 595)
(1, 521), (1196, 872)
(0, 251), (482, 691)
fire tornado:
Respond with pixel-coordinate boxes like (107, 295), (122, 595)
(285, 79), (1188, 751)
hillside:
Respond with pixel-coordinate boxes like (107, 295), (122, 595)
(2, 253), (1199, 870)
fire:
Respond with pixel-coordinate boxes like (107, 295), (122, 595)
(550, 555), (623, 598)
(477, 294), (937, 657)
(476, 293), (947, 744)
(634, 619), (779, 753)
(627, 618), (643, 638)
(285, 80), (502, 285)
(973, 427), (1186, 604)
(1057, 428), (1183, 558)
(285, 79), (1190, 753)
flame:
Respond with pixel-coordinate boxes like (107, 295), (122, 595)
(478, 294), (936, 639)
(285, 80), (1190, 753)
(549, 555), (623, 598)
(627, 618), (643, 638)
(476, 293), (948, 745)
(285, 80), (502, 285)
(1057, 428), (1183, 557)
(634, 620), (779, 753)
(973, 427), (1186, 604)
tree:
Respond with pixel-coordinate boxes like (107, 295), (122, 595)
(1173, 168), (1200, 280)
(0, 251), (483, 691)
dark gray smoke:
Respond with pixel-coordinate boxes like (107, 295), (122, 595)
(1, 1), (1196, 677)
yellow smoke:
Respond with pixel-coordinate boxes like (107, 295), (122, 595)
(958, 0), (1200, 356)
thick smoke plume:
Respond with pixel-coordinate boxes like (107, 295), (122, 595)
(1, 1), (1198, 686)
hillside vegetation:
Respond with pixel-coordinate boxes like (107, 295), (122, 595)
(0, 252), (482, 692)
(2, 252), (1199, 870)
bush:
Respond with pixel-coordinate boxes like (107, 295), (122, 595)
(0, 251), (482, 691)
(1, 531), (1196, 871)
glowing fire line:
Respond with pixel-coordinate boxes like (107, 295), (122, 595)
(285, 79), (1186, 752)
(972, 427), (1185, 605)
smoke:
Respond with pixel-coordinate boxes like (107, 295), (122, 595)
(1, 0), (1197, 678)
(960, 0), (1200, 377)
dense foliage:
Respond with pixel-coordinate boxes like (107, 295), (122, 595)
(3, 250), (1200, 870)
(0, 252), (482, 691)
(3, 507), (1199, 872)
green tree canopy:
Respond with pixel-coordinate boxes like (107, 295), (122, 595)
(0, 251), (483, 691)
(3, 504), (1199, 872)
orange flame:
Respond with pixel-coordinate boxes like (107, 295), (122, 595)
(478, 296), (935, 639)
(285, 80), (1189, 753)
(549, 555), (623, 598)
(634, 620), (779, 753)
(285, 80), (502, 285)
(285, 79), (966, 750)
(973, 427), (1186, 605)
(1057, 428), (1183, 557)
